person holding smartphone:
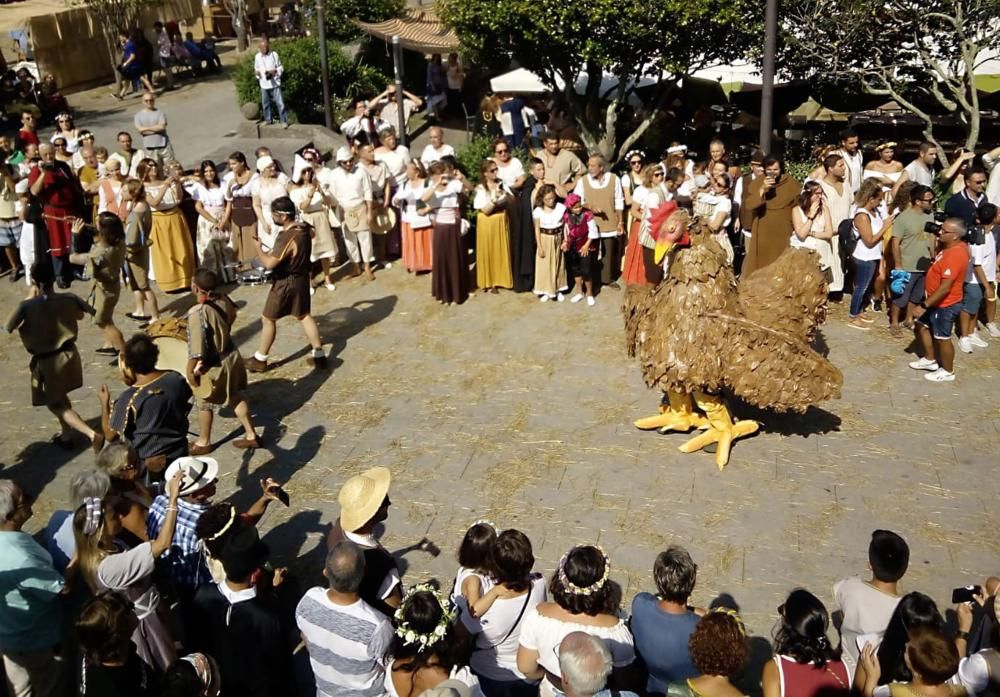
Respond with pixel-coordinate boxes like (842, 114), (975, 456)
(741, 155), (799, 277)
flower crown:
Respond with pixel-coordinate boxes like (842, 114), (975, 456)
(558, 545), (610, 596)
(394, 584), (457, 649)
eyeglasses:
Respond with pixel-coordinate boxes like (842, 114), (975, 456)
(495, 148), (509, 154)
(486, 168), (498, 173)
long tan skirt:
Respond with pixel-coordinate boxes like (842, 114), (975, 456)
(303, 209), (337, 261)
(150, 208), (195, 292)
(476, 211), (513, 290)
(533, 233), (565, 297)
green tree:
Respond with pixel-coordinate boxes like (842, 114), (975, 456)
(308, 0), (405, 42)
(233, 37), (387, 124)
(780, 0), (1000, 161)
(439, 0), (763, 161)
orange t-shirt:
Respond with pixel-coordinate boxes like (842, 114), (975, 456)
(925, 243), (968, 308)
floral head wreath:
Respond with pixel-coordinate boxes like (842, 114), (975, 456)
(625, 149), (646, 162)
(472, 518), (498, 533)
(709, 607), (746, 637)
(394, 584), (457, 649)
(557, 545), (610, 596)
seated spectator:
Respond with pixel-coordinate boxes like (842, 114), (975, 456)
(39, 74), (70, 117)
(559, 631), (640, 697)
(463, 529), (547, 697)
(96, 442), (152, 544)
(631, 546), (701, 695)
(667, 609), (748, 697)
(100, 333), (193, 473)
(160, 653), (221, 697)
(76, 591), (161, 697)
(171, 36), (200, 76)
(762, 589), (850, 697)
(834, 529), (909, 672)
(191, 526), (296, 697)
(0, 479), (69, 697)
(44, 467), (112, 572)
(73, 471), (183, 671)
(193, 478), (286, 583)
(199, 33), (223, 71)
(296, 539), (394, 697)
(517, 545), (638, 697)
(858, 625), (964, 697)
(147, 457), (217, 597)
(385, 585), (482, 696)
(326, 466), (402, 616)
(853, 592), (943, 690)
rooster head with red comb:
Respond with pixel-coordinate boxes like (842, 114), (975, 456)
(648, 200), (692, 263)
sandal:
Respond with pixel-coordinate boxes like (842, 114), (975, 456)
(126, 313), (151, 321)
(233, 436), (263, 449)
(96, 347), (119, 356)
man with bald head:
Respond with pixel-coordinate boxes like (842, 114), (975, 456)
(28, 142), (82, 286)
(420, 126), (455, 167)
(558, 632), (639, 697)
(98, 157), (127, 219)
(76, 146), (101, 224)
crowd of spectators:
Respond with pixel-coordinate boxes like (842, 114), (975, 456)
(1, 465), (998, 697)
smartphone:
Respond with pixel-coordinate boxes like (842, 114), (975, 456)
(952, 585), (982, 604)
(274, 486), (290, 507)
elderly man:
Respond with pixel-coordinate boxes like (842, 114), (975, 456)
(0, 479), (68, 697)
(134, 92), (174, 170)
(558, 632), (640, 697)
(420, 126), (455, 167)
(297, 540), (394, 697)
(574, 153), (625, 289)
(326, 146), (376, 281)
(98, 157), (127, 219)
(326, 467), (401, 617)
(254, 36), (288, 128)
(909, 218), (969, 382)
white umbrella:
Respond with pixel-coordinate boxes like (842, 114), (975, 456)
(490, 68), (552, 93)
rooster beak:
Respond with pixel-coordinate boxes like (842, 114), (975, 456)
(654, 239), (673, 264)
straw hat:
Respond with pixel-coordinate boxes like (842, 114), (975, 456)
(338, 466), (391, 532)
(165, 456), (219, 497)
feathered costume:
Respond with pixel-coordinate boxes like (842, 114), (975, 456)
(624, 201), (843, 469)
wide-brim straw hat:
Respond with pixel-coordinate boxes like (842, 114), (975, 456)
(338, 466), (391, 532)
(165, 456), (219, 497)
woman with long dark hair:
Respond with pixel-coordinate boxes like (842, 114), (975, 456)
(763, 589), (849, 697)
(384, 585), (480, 697)
(192, 160), (234, 283)
(220, 151), (259, 265)
(852, 592), (944, 692)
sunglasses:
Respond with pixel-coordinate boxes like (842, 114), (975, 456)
(495, 149), (509, 154)
(487, 168), (498, 173)
(653, 172), (664, 178)
(630, 160), (642, 165)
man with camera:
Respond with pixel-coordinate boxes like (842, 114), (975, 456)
(253, 36), (288, 128)
(890, 185), (935, 332)
(27, 143), (83, 288)
(909, 217), (969, 383)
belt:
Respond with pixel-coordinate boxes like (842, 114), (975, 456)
(30, 341), (75, 361)
(540, 227), (562, 235)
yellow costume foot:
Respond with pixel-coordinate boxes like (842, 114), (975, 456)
(634, 391), (708, 433)
(675, 392), (759, 470)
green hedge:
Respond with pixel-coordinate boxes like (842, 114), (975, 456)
(233, 37), (387, 125)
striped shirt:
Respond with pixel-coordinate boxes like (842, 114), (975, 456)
(295, 588), (393, 697)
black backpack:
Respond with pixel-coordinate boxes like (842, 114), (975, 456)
(838, 216), (857, 260)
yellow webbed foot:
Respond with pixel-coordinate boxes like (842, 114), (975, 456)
(678, 419), (759, 469)
(635, 390), (707, 433)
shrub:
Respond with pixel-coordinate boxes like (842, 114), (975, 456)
(306, 0), (405, 42)
(232, 37), (388, 125)
(455, 135), (531, 185)
(784, 160), (814, 184)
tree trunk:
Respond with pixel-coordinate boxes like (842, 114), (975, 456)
(104, 34), (124, 92)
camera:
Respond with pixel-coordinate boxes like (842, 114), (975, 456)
(967, 224), (987, 246)
(924, 210), (948, 235)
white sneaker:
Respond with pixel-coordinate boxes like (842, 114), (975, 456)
(309, 286), (316, 296)
(925, 368), (956, 382)
(958, 336), (974, 353)
(540, 294), (549, 303)
(969, 332), (989, 348)
(909, 357), (939, 371)
(587, 296), (596, 307)
(384, 262), (392, 269)
(570, 293), (584, 303)
(556, 293), (565, 302)
(325, 282), (336, 291)
(987, 322), (1000, 338)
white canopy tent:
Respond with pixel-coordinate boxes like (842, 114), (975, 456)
(488, 67), (657, 105)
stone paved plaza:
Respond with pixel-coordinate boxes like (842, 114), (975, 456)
(1, 72), (999, 666)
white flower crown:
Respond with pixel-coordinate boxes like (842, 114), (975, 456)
(558, 545), (610, 596)
(394, 583), (457, 649)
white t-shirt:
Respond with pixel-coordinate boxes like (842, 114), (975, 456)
(496, 158), (525, 190)
(833, 577), (901, 671)
(473, 184), (511, 212)
(955, 650), (997, 696)
(463, 576), (547, 681)
(533, 203), (567, 229)
(967, 238), (996, 284)
(852, 208), (885, 262)
(420, 143), (455, 167)
(700, 193), (732, 229)
(295, 588), (393, 697)
(905, 160), (935, 188)
(452, 566), (495, 618)
(518, 607), (636, 676)
(392, 180), (432, 228)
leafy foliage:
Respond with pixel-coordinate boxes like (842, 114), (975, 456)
(306, 0), (406, 42)
(780, 0), (1000, 156)
(439, 0), (763, 160)
(233, 37), (387, 125)
(454, 136), (532, 185)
